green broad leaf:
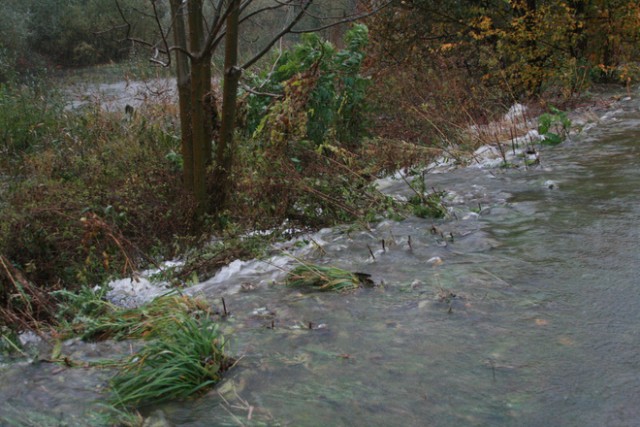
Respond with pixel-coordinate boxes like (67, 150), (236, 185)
(538, 114), (552, 135)
(51, 339), (62, 360)
(541, 132), (562, 145)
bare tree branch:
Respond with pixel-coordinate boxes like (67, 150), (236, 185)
(115, 0), (141, 45)
(257, 37), (284, 90)
(289, 1), (392, 34)
(115, 0), (156, 48)
(115, 0), (196, 65)
(206, 0), (227, 40)
(242, 0), (315, 70)
(94, 23), (129, 36)
(238, 2), (290, 25)
(150, 0), (172, 66)
(240, 82), (284, 98)
(203, 1), (292, 57)
(200, 0), (241, 59)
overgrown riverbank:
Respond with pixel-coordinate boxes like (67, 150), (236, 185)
(2, 86), (639, 425)
(2, 0), (640, 422)
(2, 14), (639, 424)
(0, 49), (631, 347)
(0, 26), (445, 333)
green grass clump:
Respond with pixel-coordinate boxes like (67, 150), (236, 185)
(409, 190), (448, 219)
(56, 292), (211, 342)
(286, 263), (372, 292)
(110, 315), (233, 407)
(51, 290), (234, 409)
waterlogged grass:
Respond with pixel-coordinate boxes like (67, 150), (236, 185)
(110, 315), (233, 407)
(409, 190), (448, 219)
(55, 290), (210, 342)
(286, 263), (373, 292)
(0, 327), (25, 358)
(51, 288), (235, 409)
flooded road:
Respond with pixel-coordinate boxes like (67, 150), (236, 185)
(2, 91), (639, 426)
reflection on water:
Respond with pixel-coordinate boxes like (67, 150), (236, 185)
(2, 94), (640, 426)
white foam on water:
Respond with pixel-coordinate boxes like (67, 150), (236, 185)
(102, 97), (630, 307)
(103, 260), (183, 308)
(503, 103), (527, 122)
(185, 253), (295, 296)
(105, 276), (171, 308)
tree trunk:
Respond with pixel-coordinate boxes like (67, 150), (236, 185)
(211, 0), (241, 212)
(187, 0), (212, 215)
(170, 0), (193, 194)
(569, 0), (588, 60)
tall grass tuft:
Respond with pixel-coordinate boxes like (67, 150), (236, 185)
(52, 290), (234, 408)
(110, 315), (233, 407)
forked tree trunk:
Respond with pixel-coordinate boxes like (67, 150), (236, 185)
(163, 0), (365, 221)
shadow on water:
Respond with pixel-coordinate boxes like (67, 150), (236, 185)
(2, 95), (640, 426)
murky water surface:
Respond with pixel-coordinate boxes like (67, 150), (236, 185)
(2, 93), (640, 426)
(65, 78), (176, 112)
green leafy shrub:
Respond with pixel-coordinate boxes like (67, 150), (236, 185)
(246, 24), (370, 147)
(227, 25), (386, 230)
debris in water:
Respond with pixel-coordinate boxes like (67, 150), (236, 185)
(427, 257), (443, 266)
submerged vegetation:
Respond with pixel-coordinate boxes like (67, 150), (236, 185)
(110, 315), (232, 407)
(286, 263), (374, 293)
(538, 106), (573, 145)
(53, 290), (233, 411)
(55, 291), (211, 342)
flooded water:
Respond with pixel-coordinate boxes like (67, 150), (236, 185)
(64, 78), (176, 112)
(2, 91), (640, 426)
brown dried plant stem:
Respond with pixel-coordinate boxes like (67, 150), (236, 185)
(0, 255), (55, 331)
